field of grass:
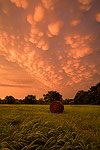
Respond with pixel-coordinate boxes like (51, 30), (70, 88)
(0, 105), (100, 150)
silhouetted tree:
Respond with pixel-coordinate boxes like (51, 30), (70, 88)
(4, 96), (15, 104)
(14, 99), (21, 104)
(43, 91), (63, 104)
(74, 82), (100, 105)
(62, 99), (74, 105)
(89, 83), (100, 104)
(0, 98), (3, 104)
(37, 98), (44, 104)
(23, 95), (37, 104)
(74, 90), (88, 104)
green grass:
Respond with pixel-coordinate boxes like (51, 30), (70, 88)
(0, 105), (100, 150)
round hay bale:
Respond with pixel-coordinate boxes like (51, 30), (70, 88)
(50, 101), (64, 113)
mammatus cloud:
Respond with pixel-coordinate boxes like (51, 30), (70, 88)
(48, 21), (63, 36)
(29, 23), (49, 50)
(64, 34), (92, 59)
(70, 20), (80, 26)
(10, 0), (28, 9)
(96, 13), (100, 22)
(33, 5), (45, 22)
(78, 0), (92, 5)
(79, 5), (91, 11)
(27, 3), (49, 51)
(41, 0), (54, 10)
(0, 0), (100, 99)
(78, 0), (92, 11)
(27, 14), (33, 25)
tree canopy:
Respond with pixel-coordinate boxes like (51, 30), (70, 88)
(43, 91), (63, 103)
(23, 95), (37, 104)
(74, 82), (100, 105)
(5, 96), (15, 104)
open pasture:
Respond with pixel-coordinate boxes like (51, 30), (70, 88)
(0, 105), (100, 150)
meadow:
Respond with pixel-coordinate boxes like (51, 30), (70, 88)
(0, 105), (100, 150)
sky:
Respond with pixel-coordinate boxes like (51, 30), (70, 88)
(0, 0), (100, 99)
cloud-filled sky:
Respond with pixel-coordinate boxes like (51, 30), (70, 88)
(0, 0), (100, 99)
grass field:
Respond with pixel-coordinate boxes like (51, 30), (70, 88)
(0, 105), (100, 150)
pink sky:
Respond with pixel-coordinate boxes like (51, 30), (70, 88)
(0, 0), (100, 99)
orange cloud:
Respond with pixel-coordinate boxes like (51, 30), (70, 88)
(68, 47), (92, 59)
(36, 39), (49, 50)
(42, 43), (49, 51)
(29, 23), (49, 50)
(8, 49), (19, 62)
(10, 0), (28, 9)
(78, 0), (92, 12)
(61, 59), (84, 84)
(71, 20), (80, 26)
(0, 55), (48, 99)
(0, 31), (9, 54)
(2, 9), (9, 16)
(65, 36), (73, 45)
(65, 34), (92, 58)
(29, 25), (40, 44)
(19, 53), (64, 89)
(10, 35), (15, 40)
(96, 13), (100, 22)
(1, 0), (100, 99)
(27, 14), (33, 24)
(34, 5), (45, 22)
(31, 25), (39, 34)
(29, 38), (38, 44)
(47, 32), (53, 37)
(79, 5), (91, 11)
(78, 0), (92, 5)
(36, 40), (44, 48)
(61, 58), (96, 86)
(41, 0), (54, 10)
(48, 21), (63, 36)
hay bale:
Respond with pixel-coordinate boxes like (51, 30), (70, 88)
(50, 101), (64, 113)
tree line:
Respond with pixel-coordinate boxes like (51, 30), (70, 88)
(0, 82), (100, 105)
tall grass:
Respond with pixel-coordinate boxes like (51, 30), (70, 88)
(0, 105), (100, 150)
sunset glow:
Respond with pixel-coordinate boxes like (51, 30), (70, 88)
(0, 0), (100, 99)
